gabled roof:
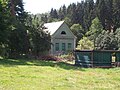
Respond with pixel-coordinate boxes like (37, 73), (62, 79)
(44, 21), (64, 35)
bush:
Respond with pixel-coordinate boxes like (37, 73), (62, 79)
(58, 54), (75, 61)
(77, 37), (94, 50)
(37, 54), (75, 62)
(38, 55), (62, 61)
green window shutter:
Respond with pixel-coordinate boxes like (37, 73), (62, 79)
(62, 43), (66, 51)
(55, 43), (59, 51)
(68, 43), (72, 50)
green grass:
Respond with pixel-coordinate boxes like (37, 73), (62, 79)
(0, 59), (120, 90)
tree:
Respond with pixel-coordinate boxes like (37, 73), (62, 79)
(64, 17), (72, 27)
(105, 0), (113, 31)
(96, 0), (120, 32)
(70, 24), (85, 44)
(76, 2), (84, 26)
(86, 17), (103, 41)
(9, 22), (30, 58)
(0, 0), (10, 44)
(67, 3), (78, 24)
(0, 0), (12, 58)
(115, 28), (120, 49)
(71, 3), (78, 24)
(58, 5), (67, 20)
(25, 15), (51, 58)
(41, 14), (48, 23)
(96, 31), (118, 50)
(83, 0), (95, 31)
(62, 5), (67, 16)
(50, 8), (58, 19)
(8, 0), (30, 58)
(96, 0), (107, 30)
(113, 0), (120, 31)
(77, 37), (94, 50)
(58, 8), (64, 20)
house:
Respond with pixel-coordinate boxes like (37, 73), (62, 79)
(44, 21), (77, 55)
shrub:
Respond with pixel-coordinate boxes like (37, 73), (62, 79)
(58, 54), (75, 61)
(77, 37), (94, 50)
(38, 55), (62, 61)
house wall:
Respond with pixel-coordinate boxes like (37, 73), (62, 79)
(52, 22), (75, 38)
(51, 38), (75, 55)
(50, 23), (76, 55)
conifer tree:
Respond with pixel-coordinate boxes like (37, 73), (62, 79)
(9, 0), (29, 58)
(113, 0), (120, 31)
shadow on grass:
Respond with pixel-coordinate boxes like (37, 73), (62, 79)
(0, 59), (30, 66)
(0, 59), (85, 71)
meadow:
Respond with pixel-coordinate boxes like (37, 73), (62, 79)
(0, 59), (120, 90)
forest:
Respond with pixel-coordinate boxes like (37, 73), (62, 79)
(0, 0), (120, 58)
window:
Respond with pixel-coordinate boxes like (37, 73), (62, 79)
(62, 43), (66, 51)
(68, 43), (72, 50)
(55, 43), (59, 51)
(61, 31), (66, 35)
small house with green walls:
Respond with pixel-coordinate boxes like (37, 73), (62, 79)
(44, 21), (77, 55)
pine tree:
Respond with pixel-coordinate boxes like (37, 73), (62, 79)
(86, 17), (103, 41)
(70, 24), (85, 44)
(26, 15), (51, 57)
(9, 0), (29, 58)
(69, 3), (78, 24)
(0, 0), (11, 57)
(83, 0), (95, 31)
(41, 14), (48, 23)
(62, 5), (67, 17)
(50, 8), (58, 19)
(96, 31), (118, 50)
(76, 2), (84, 25)
(113, 0), (120, 31)
(96, 0), (106, 30)
(58, 8), (64, 20)
(105, 0), (113, 31)
(96, 0), (113, 31)
(58, 5), (67, 20)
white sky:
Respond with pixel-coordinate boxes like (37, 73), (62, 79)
(23, 0), (82, 14)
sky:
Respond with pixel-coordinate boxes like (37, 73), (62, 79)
(23, 0), (82, 14)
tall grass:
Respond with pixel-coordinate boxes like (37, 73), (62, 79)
(0, 59), (120, 90)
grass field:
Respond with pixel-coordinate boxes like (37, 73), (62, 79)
(0, 59), (120, 90)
